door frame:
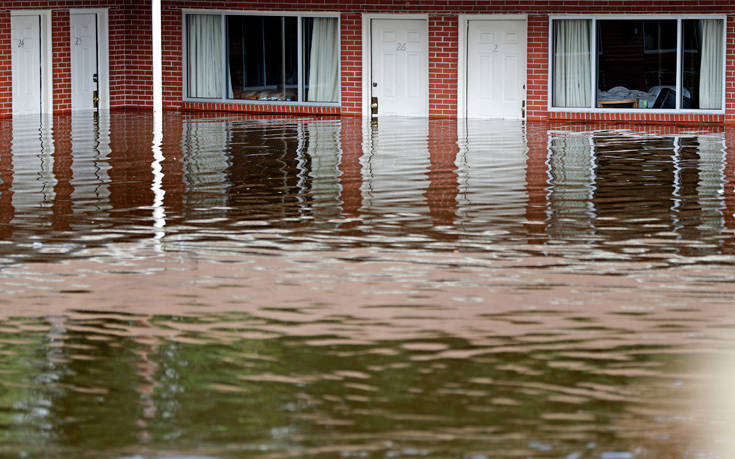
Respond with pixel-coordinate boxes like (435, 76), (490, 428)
(70, 8), (110, 111)
(10, 10), (53, 115)
(457, 14), (528, 119)
(361, 13), (429, 117)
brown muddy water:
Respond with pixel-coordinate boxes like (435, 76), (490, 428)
(1, 112), (735, 458)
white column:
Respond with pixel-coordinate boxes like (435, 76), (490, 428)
(152, 0), (162, 114)
(151, 0), (165, 250)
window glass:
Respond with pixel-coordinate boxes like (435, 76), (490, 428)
(551, 17), (723, 111)
(682, 19), (723, 109)
(303, 17), (339, 102)
(552, 19), (592, 108)
(226, 16), (298, 101)
(597, 20), (677, 109)
(187, 15), (222, 99)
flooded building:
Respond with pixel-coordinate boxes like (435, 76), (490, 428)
(1, 1), (734, 124)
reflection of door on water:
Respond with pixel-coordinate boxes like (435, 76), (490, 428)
(11, 15), (42, 116)
(361, 118), (431, 219)
(71, 112), (111, 216)
(455, 119), (528, 233)
(10, 117), (55, 227)
(370, 19), (428, 117)
(466, 20), (526, 119)
(71, 13), (99, 111)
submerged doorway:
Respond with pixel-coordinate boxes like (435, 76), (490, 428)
(461, 18), (527, 119)
(71, 10), (108, 111)
(11, 13), (50, 116)
(368, 18), (428, 117)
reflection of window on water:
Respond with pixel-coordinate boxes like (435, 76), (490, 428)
(552, 17), (723, 110)
(186, 14), (339, 103)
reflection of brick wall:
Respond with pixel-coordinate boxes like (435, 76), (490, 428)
(425, 119), (458, 225)
(161, 113), (185, 217)
(524, 121), (549, 244)
(52, 115), (73, 230)
(0, 119), (13, 236)
(724, 128), (735, 236)
(338, 117), (363, 217)
(107, 113), (154, 211)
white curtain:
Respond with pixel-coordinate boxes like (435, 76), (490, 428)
(307, 18), (339, 102)
(187, 15), (222, 99)
(699, 19), (723, 110)
(553, 19), (592, 108)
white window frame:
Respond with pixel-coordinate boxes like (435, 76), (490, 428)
(182, 9), (341, 106)
(547, 14), (727, 115)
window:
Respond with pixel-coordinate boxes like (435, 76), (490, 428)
(185, 13), (340, 104)
(551, 17), (724, 111)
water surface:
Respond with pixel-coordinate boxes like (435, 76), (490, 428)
(1, 112), (735, 458)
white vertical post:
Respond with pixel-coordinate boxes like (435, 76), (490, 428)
(151, 0), (165, 250)
(676, 19), (682, 110)
(152, 0), (162, 115)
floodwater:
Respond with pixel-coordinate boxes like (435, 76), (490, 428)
(1, 112), (735, 458)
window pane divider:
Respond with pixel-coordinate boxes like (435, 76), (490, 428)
(297, 16), (303, 102)
(221, 14), (226, 100)
(676, 18), (681, 110)
(590, 18), (597, 109)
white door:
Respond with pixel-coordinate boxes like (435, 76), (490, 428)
(11, 15), (42, 116)
(371, 19), (428, 117)
(71, 13), (98, 111)
(466, 20), (526, 119)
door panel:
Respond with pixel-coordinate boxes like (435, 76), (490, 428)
(71, 13), (98, 111)
(467, 20), (526, 119)
(11, 15), (42, 116)
(371, 19), (428, 117)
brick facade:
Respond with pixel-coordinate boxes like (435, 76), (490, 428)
(0, 0), (146, 115)
(1, 1), (734, 124)
(160, 0), (735, 124)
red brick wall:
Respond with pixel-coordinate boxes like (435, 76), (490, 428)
(124, 0), (153, 109)
(526, 15), (548, 122)
(160, 1), (734, 124)
(428, 14), (458, 118)
(0, 12), (10, 115)
(52, 10), (71, 112)
(340, 13), (362, 116)
(1, 0), (734, 124)
(0, 1), (134, 117)
(726, 15), (735, 125)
